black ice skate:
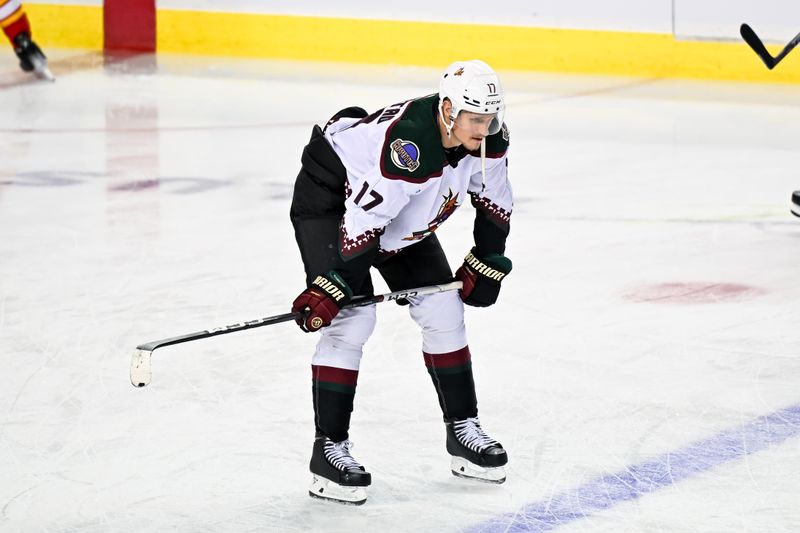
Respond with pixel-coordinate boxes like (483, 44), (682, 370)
(446, 417), (507, 484)
(13, 32), (54, 81)
(791, 191), (800, 218)
(309, 434), (371, 505)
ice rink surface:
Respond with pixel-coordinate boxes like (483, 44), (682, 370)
(1, 50), (799, 532)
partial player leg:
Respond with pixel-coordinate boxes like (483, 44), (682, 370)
(290, 124), (379, 503)
(791, 191), (799, 218)
(308, 306), (376, 503)
(413, 297), (508, 483)
(310, 306), (376, 442)
(377, 236), (508, 483)
(1, 2), (53, 80)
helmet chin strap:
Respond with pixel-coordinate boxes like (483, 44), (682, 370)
(480, 137), (486, 184)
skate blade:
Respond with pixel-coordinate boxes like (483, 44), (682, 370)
(31, 56), (55, 82)
(35, 66), (55, 82)
(450, 456), (506, 484)
(309, 475), (367, 505)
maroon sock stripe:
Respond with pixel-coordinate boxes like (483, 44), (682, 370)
(312, 364), (359, 387)
(423, 346), (471, 369)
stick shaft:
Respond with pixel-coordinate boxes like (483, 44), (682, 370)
(130, 281), (462, 387)
(136, 281), (461, 352)
(773, 32), (800, 63)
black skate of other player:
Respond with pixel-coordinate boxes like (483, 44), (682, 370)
(13, 31), (54, 80)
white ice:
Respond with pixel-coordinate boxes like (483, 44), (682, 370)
(1, 50), (799, 532)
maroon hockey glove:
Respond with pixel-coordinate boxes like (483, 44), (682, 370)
(291, 271), (353, 332)
(455, 248), (512, 307)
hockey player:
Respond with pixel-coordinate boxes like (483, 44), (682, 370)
(1, 0), (53, 80)
(289, 60), (513, 504)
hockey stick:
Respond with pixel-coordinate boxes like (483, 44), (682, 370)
(740, 23), (800, 70)
(130, 280), (463, 388)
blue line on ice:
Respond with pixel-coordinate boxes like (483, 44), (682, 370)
(469, 403), (800, 532)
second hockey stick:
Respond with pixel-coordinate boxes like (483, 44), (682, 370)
(130, 280), (463, 388)
(740, 23), (800, 70)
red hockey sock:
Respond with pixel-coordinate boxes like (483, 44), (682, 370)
(2, 6), (31, 44)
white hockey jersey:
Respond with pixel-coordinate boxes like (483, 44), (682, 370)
(323, 94), (513, 259)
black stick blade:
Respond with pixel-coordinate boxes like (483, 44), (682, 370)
(740, 24), (776, 69)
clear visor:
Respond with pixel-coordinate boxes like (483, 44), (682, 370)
(453, 109), (504, 136)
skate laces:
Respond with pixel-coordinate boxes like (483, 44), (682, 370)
(453, 417), (501, 453)
(324, 439), (363, 471)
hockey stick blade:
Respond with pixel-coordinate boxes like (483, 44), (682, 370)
(740, 24), (776, 69)
(130, 281), (462, 387)
(130, 349), (152, 387)
(740, 23), (800, 70)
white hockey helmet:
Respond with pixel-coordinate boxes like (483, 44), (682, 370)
(438, 59), (505, 136)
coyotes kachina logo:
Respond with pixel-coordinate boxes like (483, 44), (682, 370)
(402, 189), (460, 241)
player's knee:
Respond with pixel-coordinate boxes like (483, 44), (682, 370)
(312, 306), (377, 369)
(343, 305), (378, 346)
(409, 292), (466, 353)
(410, 291), (464, 329)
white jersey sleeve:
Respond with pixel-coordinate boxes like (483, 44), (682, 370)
(468, 123), (513, 250)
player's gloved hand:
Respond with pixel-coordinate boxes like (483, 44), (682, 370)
(455, 248), (512, 307)
(291, 271), (352, 332)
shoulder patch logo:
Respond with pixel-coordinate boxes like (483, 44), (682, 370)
(390, 139), (421, 172)
(501, 123), (510, 142)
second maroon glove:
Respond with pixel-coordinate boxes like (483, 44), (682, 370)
(455, 248), (512, 307)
